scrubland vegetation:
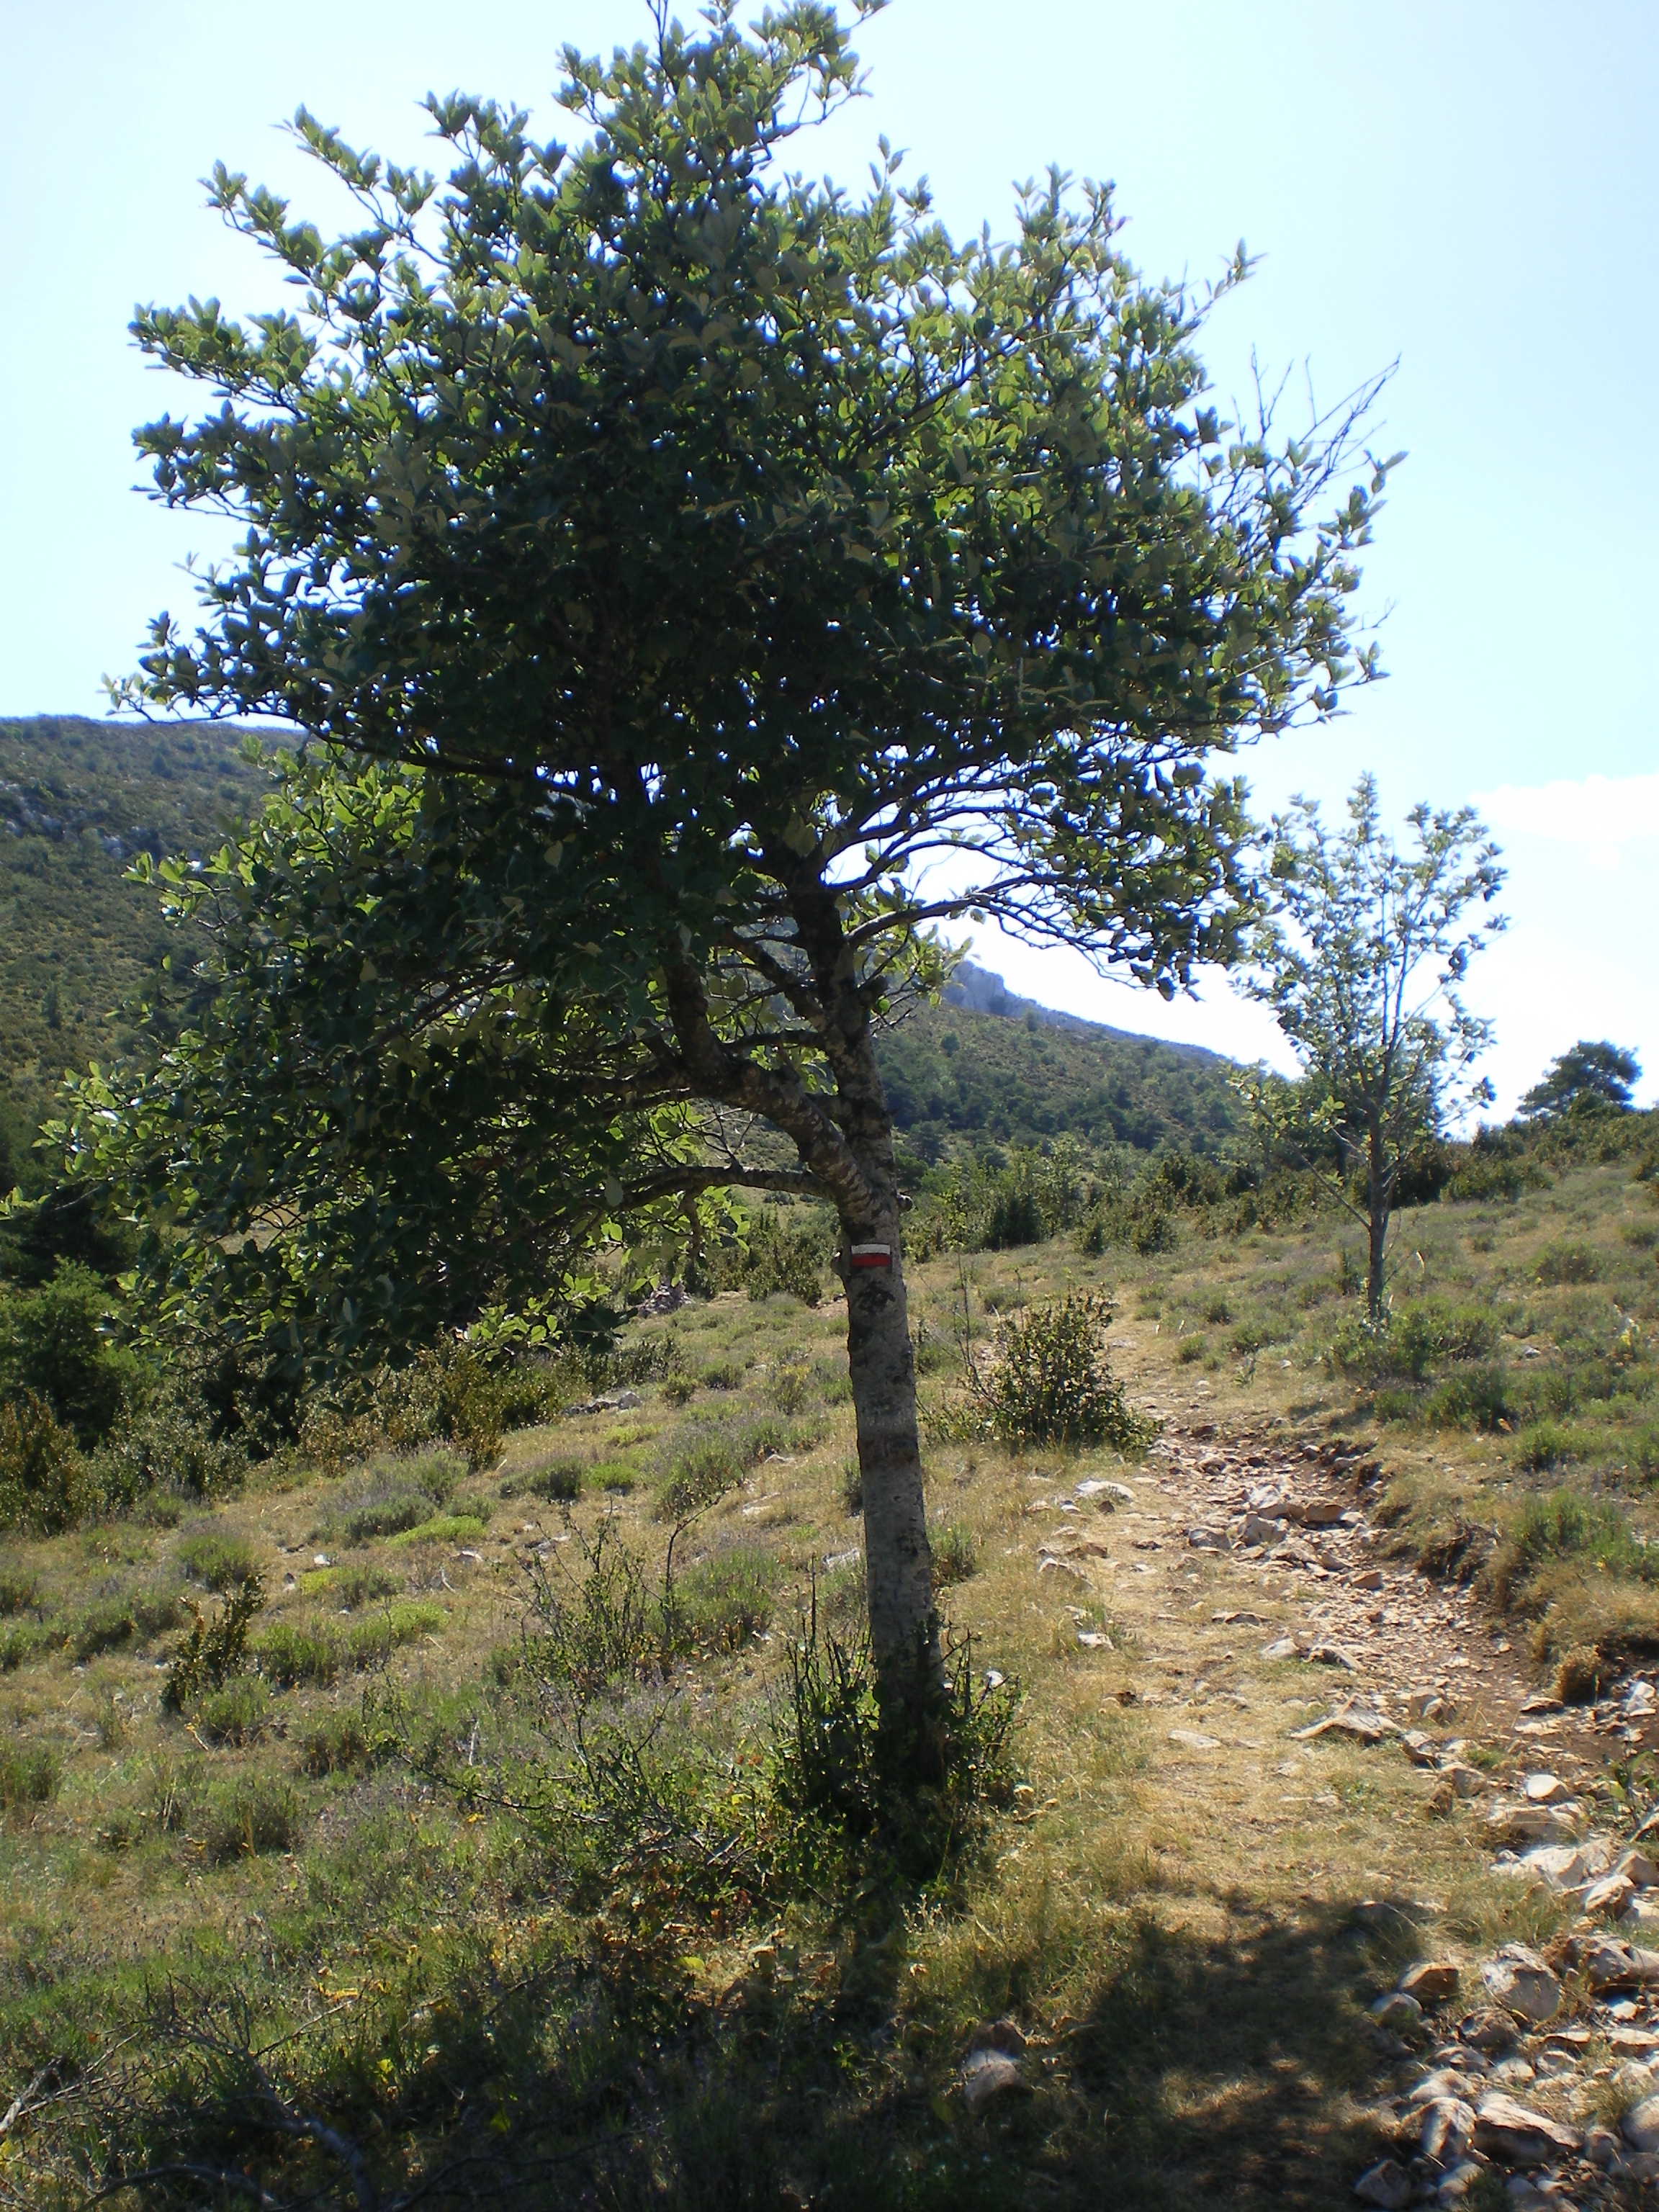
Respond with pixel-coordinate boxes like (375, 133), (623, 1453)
(3, 1099), (1656, 2208)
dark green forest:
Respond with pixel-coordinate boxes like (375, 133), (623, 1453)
(0, 717), (271, 1181)
(0, 716), (1239, 1200)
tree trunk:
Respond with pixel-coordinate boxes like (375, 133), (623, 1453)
(1366, 1120), (1388, 1323)
(832, 1029), (940, 1745)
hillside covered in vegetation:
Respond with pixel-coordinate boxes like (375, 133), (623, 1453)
(0, 716), (1242, 1201)
(0, 716), (272, 1179)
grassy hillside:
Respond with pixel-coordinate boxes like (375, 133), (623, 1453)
(1, 717), (1243, 1202)
(0, 716), (272, 1166)
(4, 1128), (1659, 2208)
(876, 995), (1240, 1159)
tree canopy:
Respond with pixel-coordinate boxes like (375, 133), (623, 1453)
(78, 0), (1393, 1730)
(1519, 1040), (1641, 1121)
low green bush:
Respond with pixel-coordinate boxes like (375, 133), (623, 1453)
(982, 1291), (1157, 1450)
(201, 1774), (301, 1862)
(197, 1673), (271, 1745)
(930, 1521), (979, 1590)
(0, 1743), (60, 1812)
(344, 1491), (431, 1540)
(673, 1546), (779, 1653)
(343, 1600), (444, 1668)
(500, 1455), (584, 1502)
(256, 1620), (340, 1687)
(1174, 1335), (1207, 1366)
(298, 1563), (401, 1605)
(1, 1624), (43, 1671)
(1424, 1364), (1514, 1432)
(697, 1361), (743, 1391)
(1511, 1421), (1583, 1473)
(0, 1392), (99, 1534)
(0, 1571), (40, 1615)
(1535, 1240), (1600, 1286)
(386, 1512), (487, 1549)
(1327, 1299), (1501, 1383)
(1512, 1487), (1657, 1581)
(297, 1709), (385, 1776)
(177, 1530), (261, 1591)
(73, 1584), (184, 1660)
(163, 1576), (266, 1709)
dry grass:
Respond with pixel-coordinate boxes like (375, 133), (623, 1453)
(3, 1155), (1655, 2206)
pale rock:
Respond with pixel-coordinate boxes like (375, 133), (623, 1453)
(1521, 1771), (1568, 1803)
(1168, 1727), (1220, 1750)
(1430, 2164), (1487, 2203)
(1443, 1763), (1490, 1798)
(1480, 1945), (1561, 2024)
(1352, 2159), (1412, 2209)
(961, 2049), (1028, 2114)
(1624, 1678), (1658, 1717)
(1370, 1991), (1424, 2031)
(1619, 1848), (1659, 1888)
(1401, 1730), (1438, 1767)
(1262, 1637), (1300, 1661)
(1418, 2095), (1475, 2164)
(1410, 2067), (1478, 2105)
(1471, 2090), (1581, 2161)
(1300, 1497), (1347, 1527)
(1485, 1802), (1584, 1849)
(1037, 1555), (1089, 1586)
(1399, 1960), (1462, 2005)
(1625, 2093), (1659, 2152)
(1622, 1898), (1659, 1932)
(1353, 1568), (1385, 1591)
(1241, 1513), (1285, 1546)
(966, 2016), (1025, 2056)
(1565, 1933), (1659, 1992)
(1457, 2008), (1516, 2051)
(1514, 1843), (1588, 1889)
(1187, 1526), (1231, 1551)
(1583, 2121), (1622, 2167)
(1585, 1871), (1637, 1919)
(1305, 1641), (1358, 1669)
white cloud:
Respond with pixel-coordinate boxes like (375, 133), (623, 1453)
(1477, 769), (1659, 850)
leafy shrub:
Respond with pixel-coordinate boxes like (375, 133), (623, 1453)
(73, 1583), (184, 1660)
(982, 1291), (1156, 1450)
(1200, 1293), (1233, 1326)
(197, 1674), (271, 1745)
(697, 1361), (744, 1391)
(201, 1774), (300, 1862)
(297, 1709), (387, 1776)
(1556, 1645), (1611, 1703)
(1424, 1364), (1514, 1432)
(587, 1458), (637, 1492)
(143, 1752), (204, 1833)
(177, 1531), (261, 1592)
(656, 1434), (745, 1520)
(500, 1455), (584, 1502)
(1, 1624), (43, 1671)
(1443, 1155), (1550, 1202)
(387, 1512), (487, 1549)
(0, 1261), (135, 1444)
(0, 1743), (59, 1812)
(1535, 1240), (1600, 1285)
(163, 1576), (265, 1709)
(771, 1359), (812, 1413)
(1174, 1335), (1207, 1366)
(299, 1563), (400, 1605)
(344, 1491), (431, 1540)
(523, 1516), (662, 1695)
(660, 1373), (696, 1406)
(1512, 1421), (1580, 1473)
(673, 1546), (779, 1653)
(1622, 1221), (1659, 1251)
(840, 1457), (863, 1516)
(89, 1381), (248, 1514)
(256, 1620), (340, 1687)
(930, 1521), (979, 1590)
(0, 1571), (40, 1615)
(0, 1391), (99, 1533)
(1628, 1427), (1659, 1483)
(1327, 1300), (1500, 1383)
(343, 1601), (444, 1668)
(1513, 1488), (1656, 1581)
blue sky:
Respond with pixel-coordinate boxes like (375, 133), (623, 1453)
(3, 1), (1653, 1111)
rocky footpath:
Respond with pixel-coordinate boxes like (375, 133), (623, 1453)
(1019, 1420), (1659, 2206)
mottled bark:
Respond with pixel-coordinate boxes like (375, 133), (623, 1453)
(1366, 1118), (1388, 1323)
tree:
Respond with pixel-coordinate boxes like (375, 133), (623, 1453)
(84, 3), (1391, 1753)
(1237, 775), (1505, 1322)
(1519, 1040), (1641, 1121)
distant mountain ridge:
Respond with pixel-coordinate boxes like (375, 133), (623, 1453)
(943, 957), (1228, 1065)
(0, 716), (1241, 1180)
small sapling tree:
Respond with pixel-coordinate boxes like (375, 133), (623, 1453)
(1237, 774), (1506, 1321)
(76, 4), (1391, 1763)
